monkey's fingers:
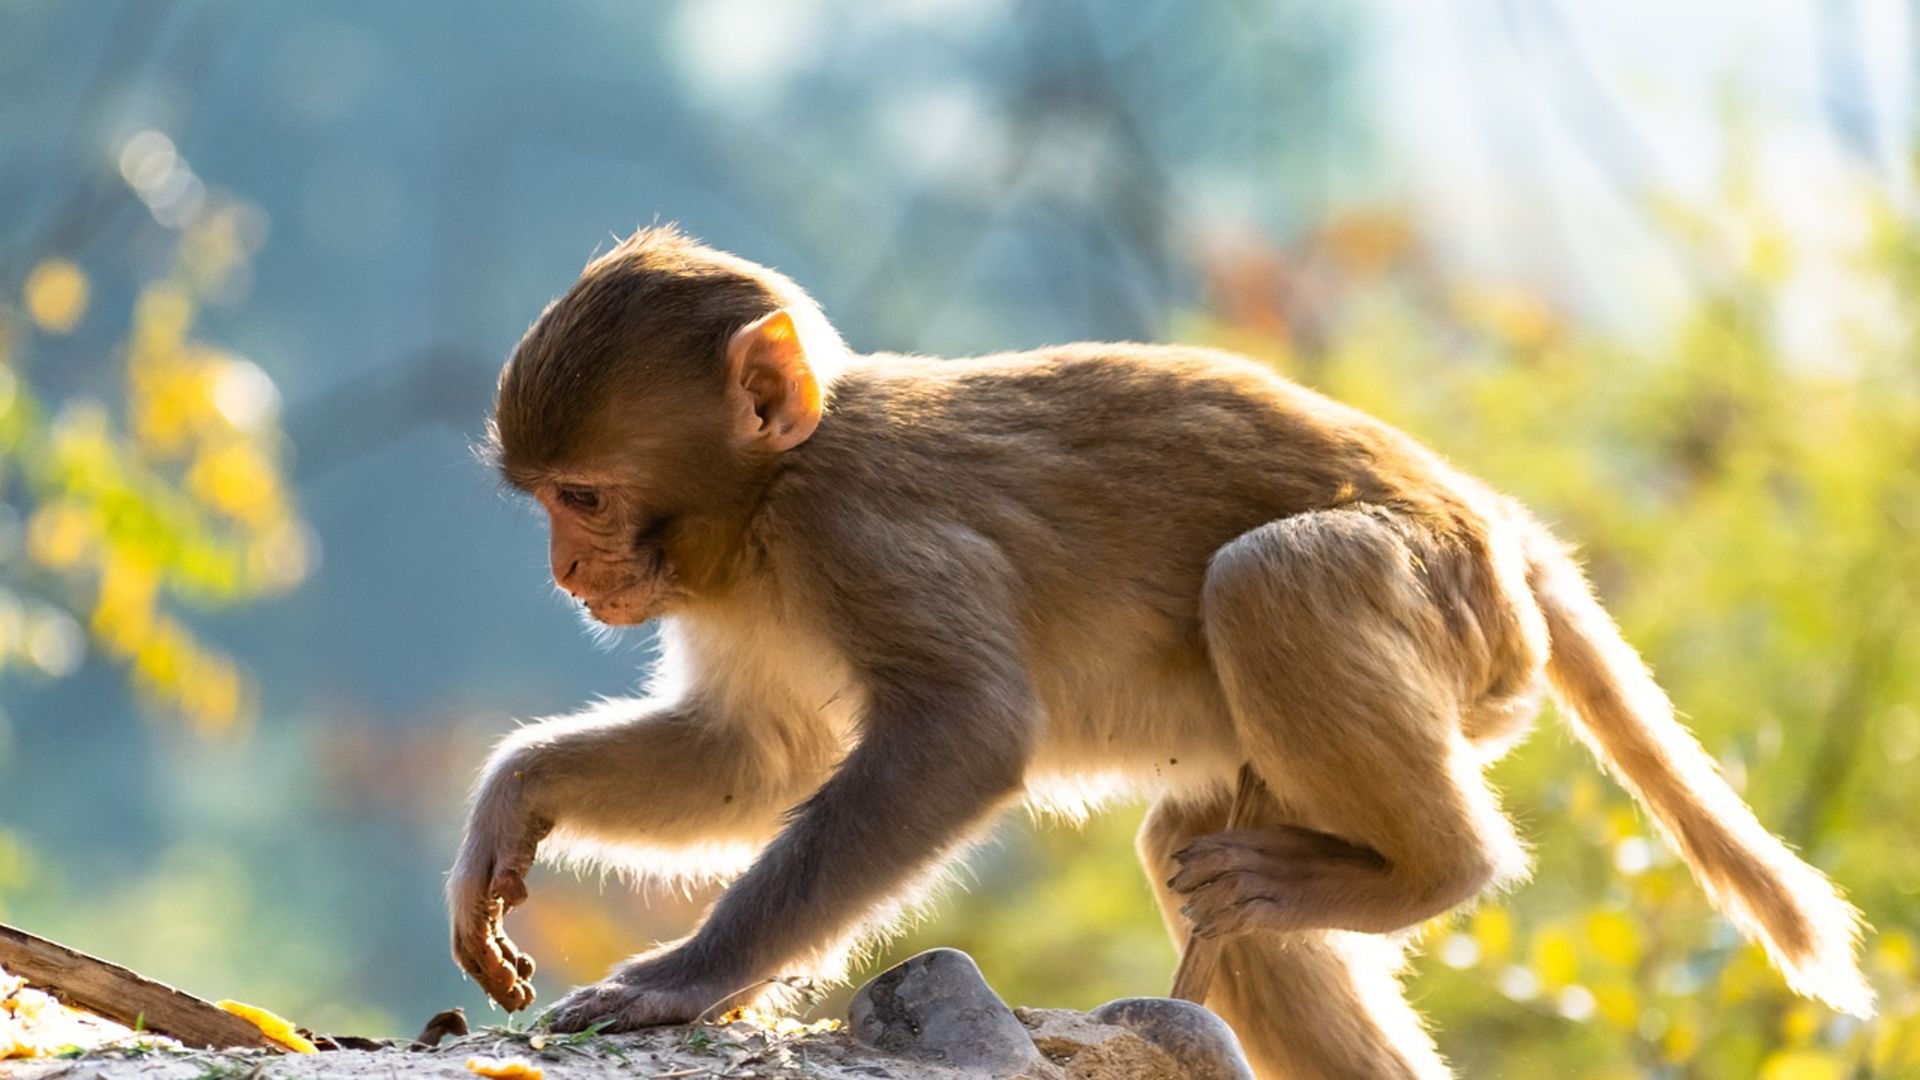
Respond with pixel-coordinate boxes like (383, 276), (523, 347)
(454, 930), (518, 1004)
(455, 937), (522, 1008)
(481, 911), (537, 1010)
(455, 900), (537, 1011)
(492, 919), (536, 981)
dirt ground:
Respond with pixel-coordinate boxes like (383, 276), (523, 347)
(5, 1019), (981, 1079)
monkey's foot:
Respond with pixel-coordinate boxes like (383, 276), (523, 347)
(1168, 827), (1387, 939)
(542, 962), (728, 1033)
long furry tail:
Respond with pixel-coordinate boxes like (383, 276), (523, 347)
(1527, 537), (1873, 1018)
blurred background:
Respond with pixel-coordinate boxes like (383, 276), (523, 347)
(2, 1), (1917, 1075)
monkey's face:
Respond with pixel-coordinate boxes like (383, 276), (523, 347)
(494, 291), (828, 627)
(536, 478), (683, 626)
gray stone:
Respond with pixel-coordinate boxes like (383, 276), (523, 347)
(1016, 1007), (1183, 1078)
(848, 948), (1046, 1076)
(1092, 998), (1254, 1080)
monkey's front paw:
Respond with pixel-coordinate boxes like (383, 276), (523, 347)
(1168, 830), (1288, 940)
(543, 965), (727, 1033)
(448, 808), (550, 1012)
(450, 872), (538, 1011)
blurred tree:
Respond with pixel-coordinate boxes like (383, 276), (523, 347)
(0, 131), (308, 738)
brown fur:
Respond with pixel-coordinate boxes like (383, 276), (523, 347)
(448, 228), (1871, 1076)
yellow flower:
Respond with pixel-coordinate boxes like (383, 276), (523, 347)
(189, 439), (282, 525)
(1591, 979), (1639, 1031)
(132, 283), (194, 355)
(1662, 1018), (1699, 1063)
(24, 260), (88, 334)
(1472, 906), (1514, 965)
(26, 503), (94, 570)
(1530, 924), (1580, 990)
(1757, 1049), (1845, 1080)
(1584, 910), (1641, 968)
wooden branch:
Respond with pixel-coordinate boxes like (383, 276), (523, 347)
(1169, 764), (1262, 1005)
(0, 923), (280, 1050)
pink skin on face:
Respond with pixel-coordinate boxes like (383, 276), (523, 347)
(538, 487), (677, 625)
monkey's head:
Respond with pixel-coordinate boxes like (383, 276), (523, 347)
(489, 227), (844, 625)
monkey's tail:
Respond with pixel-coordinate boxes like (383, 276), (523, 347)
(1526, 536), (1874, 1018)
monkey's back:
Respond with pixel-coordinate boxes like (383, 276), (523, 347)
(798, 343), (1504, 584)
(757, 344), (1539, 779)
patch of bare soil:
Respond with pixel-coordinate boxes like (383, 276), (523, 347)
(6, 1018), (979, 1080)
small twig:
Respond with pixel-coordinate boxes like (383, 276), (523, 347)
(0, 923), (278, 1050)
(1169, 764), (1263, 1004)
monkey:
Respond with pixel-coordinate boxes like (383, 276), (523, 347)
(447, 226), (1872, 1078)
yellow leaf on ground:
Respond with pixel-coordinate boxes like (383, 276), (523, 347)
(215, 999), (317, 1053)
(467, 1055), (544, 1079)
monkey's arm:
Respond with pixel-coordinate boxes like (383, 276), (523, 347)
(449, 695), (834, 1010)
(544, 522), (1036, 1031)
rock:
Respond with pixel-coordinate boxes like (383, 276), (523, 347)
(848, 948), (1047, 1076)
(1016, 1008), (1184, 1079)
(1092, 998), (1254, 1080)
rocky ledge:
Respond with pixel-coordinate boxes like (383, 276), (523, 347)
(10, 948), (1252, 1079)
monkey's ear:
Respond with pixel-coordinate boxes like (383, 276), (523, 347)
(727, 308), (822, 452)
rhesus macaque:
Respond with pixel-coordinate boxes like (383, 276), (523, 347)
(449, 227), (1872, 1078)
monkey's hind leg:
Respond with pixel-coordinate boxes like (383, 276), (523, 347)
(1139, 796), (1450, 1080)
(1176, 508), (1529, 940)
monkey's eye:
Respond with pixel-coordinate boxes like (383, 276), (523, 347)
(556, 486), (603, 513)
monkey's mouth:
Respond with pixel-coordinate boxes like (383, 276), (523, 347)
(579, 580), (678, 625)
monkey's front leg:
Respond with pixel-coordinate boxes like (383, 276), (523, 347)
(449, 696), (832, 1011)
(542, 685), (1033, 1032)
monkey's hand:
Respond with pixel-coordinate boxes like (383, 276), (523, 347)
(447, 780), (552, 1012)
(542, 950), (736, 1033)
